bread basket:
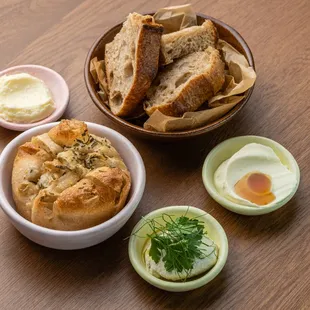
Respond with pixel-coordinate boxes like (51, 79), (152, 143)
(85, 13), (255, 140)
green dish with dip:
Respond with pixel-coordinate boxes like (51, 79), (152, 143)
(202, 136), (300, 216)
(128, 206), (228, 292)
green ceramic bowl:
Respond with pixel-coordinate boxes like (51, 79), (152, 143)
(128, 206), (228, 292)
(202, 136), (300, 216)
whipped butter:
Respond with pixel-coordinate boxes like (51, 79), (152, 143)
(0, 73), (55, 123)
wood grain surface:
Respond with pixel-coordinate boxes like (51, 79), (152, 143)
(0, 0), (309, 309)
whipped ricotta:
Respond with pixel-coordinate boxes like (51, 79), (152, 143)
(214, 143), (297, 207)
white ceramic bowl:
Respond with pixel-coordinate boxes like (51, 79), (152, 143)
(0, 122), (146, 249)
(202, 136), (300, 215)
(0, 65), (69, 131)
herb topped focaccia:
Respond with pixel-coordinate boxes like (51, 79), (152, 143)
(12, 119), (131, 231)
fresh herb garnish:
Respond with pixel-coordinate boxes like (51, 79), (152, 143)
(132, 212), (217, 276)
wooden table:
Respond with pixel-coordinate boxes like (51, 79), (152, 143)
(0, 0), (309, 309)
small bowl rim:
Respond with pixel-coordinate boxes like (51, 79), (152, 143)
(128, 205), (228, 292)
(0, 64), (70, 131)
(84, 13), (255, 139)
(0, 121), (146, 236)
(202, 135), (300, 216)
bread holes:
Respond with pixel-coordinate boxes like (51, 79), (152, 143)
(111, 92), (123, 107)
(175, 72), (192, 88)
(124, 61), (134, 78)
(109, 71), (114, 83)
(158, 84), (168, 91)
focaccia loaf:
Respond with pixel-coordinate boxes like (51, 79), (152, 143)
(12, 119), (131, 231)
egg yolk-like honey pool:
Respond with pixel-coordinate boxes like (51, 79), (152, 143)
(234, 172), (275, 206)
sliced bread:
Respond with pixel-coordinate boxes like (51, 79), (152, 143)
(144, 46), (225, 117)
(105, 13), (163, 117)
(160, 20), (218, 65)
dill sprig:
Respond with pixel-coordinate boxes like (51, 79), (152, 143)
(132, 212), (217, 276)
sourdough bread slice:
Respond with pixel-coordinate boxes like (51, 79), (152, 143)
(144, 46), (225, 117)
(160, 20), (218, 65)
(105, 13), (163, 117)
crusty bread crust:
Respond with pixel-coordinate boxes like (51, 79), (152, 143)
(48, 119), (88, 147)
(31, 167), (131, 230)
(12, 120), (131, 231)
(145, 47), (225, 117)
(12, 142), (52, 220)
(105, 13), (163, 117)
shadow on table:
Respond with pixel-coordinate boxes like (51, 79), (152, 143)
(127, 262), (229, 309)
(126, 105), (260, 174)
(226, 194), (299, 237)
(16, 221), (134, 281)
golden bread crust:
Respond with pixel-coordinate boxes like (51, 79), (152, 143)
(145, 47), (225, 116)
(11, 120), (131, 231)
(12, 142), (52, 220)
(48, 119), (88, 147)
(31, 167), (131, 230)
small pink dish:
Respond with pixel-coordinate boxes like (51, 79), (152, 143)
(0, 65), (69, 131)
